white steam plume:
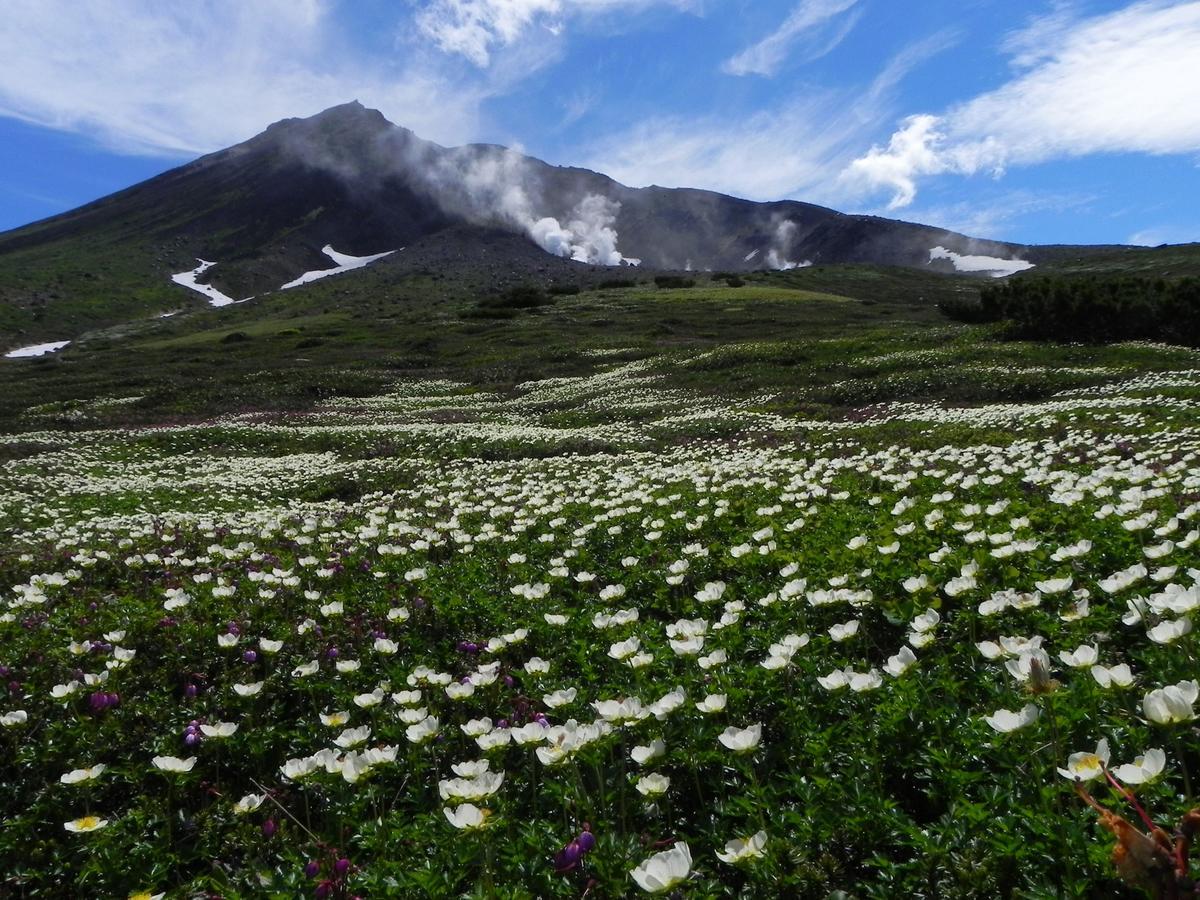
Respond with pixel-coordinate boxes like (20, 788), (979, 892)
(765, 219), (810, 270)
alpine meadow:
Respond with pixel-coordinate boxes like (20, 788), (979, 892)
(3, 2), (1200, 898)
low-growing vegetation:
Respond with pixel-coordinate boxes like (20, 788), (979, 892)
(5, 266), (1200, 897)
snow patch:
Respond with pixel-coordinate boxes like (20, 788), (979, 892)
(171, 260), (242, 307)
(5, 340), (70, 359)
(280, 245), (398, 290)
(929, 246), (1035, 278)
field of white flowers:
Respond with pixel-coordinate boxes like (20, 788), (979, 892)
(3, 344), (1200, 897)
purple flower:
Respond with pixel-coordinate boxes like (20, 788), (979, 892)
(334, 858), (351, 877)
(242, 650), (258, 664)
(577, 828), (596, 853)
(304, 860), (321, 879)
(555, 841), (583, 873)
(262, 818), (278, 838)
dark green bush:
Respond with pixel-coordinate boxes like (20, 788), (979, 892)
(940, 275), (1200, 345)
(654, 275), (695, 289)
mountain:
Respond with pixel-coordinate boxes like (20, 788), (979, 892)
(0, 101), (1099, 344)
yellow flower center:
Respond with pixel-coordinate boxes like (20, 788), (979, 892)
(77, 816), (100, 829)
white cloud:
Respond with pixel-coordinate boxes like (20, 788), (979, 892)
(416, 0), (703, 67)
(722, 0), (861, 77)
(584, 32), (952, 203)
(901, 190), (1095, 241)
(843, 1), (1200, 208)
(0, 0), (486, 156)
(1128, 225), (1200, 246)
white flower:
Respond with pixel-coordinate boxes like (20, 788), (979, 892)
(696, 694), (727, 713)
(1057, 738), (1110, 782)
(446, 681), (475, 700)
(543, 688), (577, 709)
(828, 620), (859, 642)
(718, 723), (762, 754)
(199, 722), (239, 738)
(320, 711), (350, 727)
(64, 815), (109, 833)
(1035, 576), (1073, 595)
(1091, 664), (1135, 689)
(609, 637), (641, 661)
(1147, 618), (1192, 645)
(406, 715), (440, 744)
(1112, 749), (1167, 785)
(1058, 645), (1099, 668)
(259, 638), (283, 654)
(716, 830), (768, 864)
(1143, 681), (1199, 725)
(233, 792), (266, 814)
(61, 764), (107, 784)
(451, 759), (490, 778)
(334, 726), (371, 749)
(885, 646), (917, 677)
(444, 803), (491, 830)
(635, 773), (671, 797)
(152, 755), (197, 773)
(631, 842), (692, 894)
(373, 638), (399, 655)
(631, 739), (666, 766)
(818, 668), (851, 691)
(849, 669), (883, 692)
(984, 704), (1039, 733)
(51, 681), (82, 699)
(1, 710), (28, 727)
(354, 689), (385, 708)
(233, 681), (264, 697)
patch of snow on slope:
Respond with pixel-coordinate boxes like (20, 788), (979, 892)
(280, 245), (398, 290)
(5, 340), (70, 358)
(929, 246), (1035, 278)
(171, 260), (241, 307)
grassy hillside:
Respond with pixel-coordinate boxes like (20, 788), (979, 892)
(3, 264), (1200, 896)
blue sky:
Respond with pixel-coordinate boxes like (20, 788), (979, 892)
(0, 0), (1197, 245)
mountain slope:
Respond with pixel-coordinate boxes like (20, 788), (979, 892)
(0, 101), (1085, 345)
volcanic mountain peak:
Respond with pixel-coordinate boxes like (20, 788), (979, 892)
(0, 102), (1045, 343)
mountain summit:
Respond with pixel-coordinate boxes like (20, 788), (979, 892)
(0, 102), (1036, 338)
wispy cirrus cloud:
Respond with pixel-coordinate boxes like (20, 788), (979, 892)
(841, 0), (1200, 209)
(722, 0), (862, 77)
(0, 0), (492, 156)
(415, 0), (704, 68)
(584, 31), (954, 203)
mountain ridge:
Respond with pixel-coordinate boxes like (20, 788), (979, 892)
(0, 101), (1147, 346)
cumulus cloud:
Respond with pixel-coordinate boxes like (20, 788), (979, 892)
(842, 0), (1200, 208)
(0, 0), (486, 155)
(722, 0), (862, 77)
(416, 0), (703, 67)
